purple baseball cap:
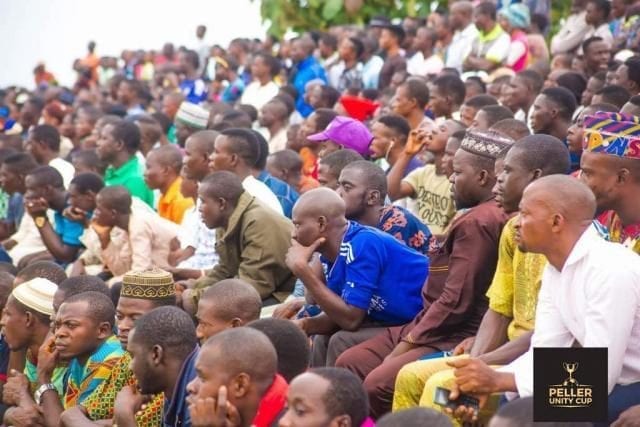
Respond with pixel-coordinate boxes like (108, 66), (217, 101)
(307, 116), (373, 156)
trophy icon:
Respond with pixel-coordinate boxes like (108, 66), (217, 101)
(563, 362), (579, 386)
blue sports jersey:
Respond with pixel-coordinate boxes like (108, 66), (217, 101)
(321, 221), (428, 325)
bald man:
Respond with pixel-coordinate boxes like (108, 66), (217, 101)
(446, 1), (478, 72)
(286, 187), (428, 367)
(446, 175), (640, 425)
(144, 145), (194, 224)
(187, 328), (278, 427)
(336, 130), (511, 417)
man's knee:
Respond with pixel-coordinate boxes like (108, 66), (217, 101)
(334, 346), (356, 370)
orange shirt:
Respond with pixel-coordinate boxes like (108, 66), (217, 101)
(298, 175), (320, 194)
(158, 177), (194, 224)
(299, 147), (318, 179)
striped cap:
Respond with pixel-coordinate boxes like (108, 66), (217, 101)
(12, 278), (58, 316)
(175, 102), (209, 129)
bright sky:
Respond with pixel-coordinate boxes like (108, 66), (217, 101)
(0, 0), (266, 88)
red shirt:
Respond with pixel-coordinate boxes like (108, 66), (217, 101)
(252, 374), (289, 427)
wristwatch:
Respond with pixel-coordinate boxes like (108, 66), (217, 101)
(34, 383), (57, 405)
(35, 216), (47, 229)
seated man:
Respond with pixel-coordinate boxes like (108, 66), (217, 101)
(338, 160), (432, 254)
(23, 166), (86, 264)
(336, 130), (512, 417)
(0, 153), (38, 240)
(317, 149), (363, 190)
(447, 176), (640, 425)
(97, 120), (154, 207)
(266, 149), (320, 194)
(39, 292), (124, 424)
(387, 120), (465, 236)
(186, 328), (278, 427)
(195, 281), (289, 427)
(1, 278), (59, 427)
(188, 171), (295, 306)
(114, 306), (199, 426)
(252, 131), (299, 219)
(275, 160), (432, 320)
(280, 368), (369, 427)
(59, 269), (177, 426)
(195, 279), (262, 343)
(144, 145), (194, 224)
(170, 131), (219, 277)
(392, 135), (572, 423)
(287, 188), (429, 367)
(90, 186), (180, 278)
(25, 124), (75, 188)
(208, 128), (283, 215)
(580, 112), (640, 254)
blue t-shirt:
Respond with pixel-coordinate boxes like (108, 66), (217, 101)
(258, 171), (299, 219)
(54, 209), (86, 247)
(321, 221), (428, 325)
(180, 78), (208, 105)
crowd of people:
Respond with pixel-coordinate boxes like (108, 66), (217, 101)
(2, 0), (640, 425)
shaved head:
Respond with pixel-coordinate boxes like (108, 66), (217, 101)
(293, 187), (346, 223)
(147, 145), (183, 173)
(451, 1), (473, 14)
(516, 175), (596, 258)
(524, 175), (596, 222)
(186, 130), (218, 155)
(97, 185), (132, 214)
(291, 187), (348, 249)
(200, 327), (277, 393)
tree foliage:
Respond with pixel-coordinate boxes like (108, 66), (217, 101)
(255, 0), (573, 39)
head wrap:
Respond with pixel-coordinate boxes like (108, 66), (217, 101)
(583, 111), (640, 160)
(12, 278), (58, 316)
(120, 268), (175, 300)
(175, 102), (209, 130)
(460, 130), (514, 159)
(499, 4), (531, 29)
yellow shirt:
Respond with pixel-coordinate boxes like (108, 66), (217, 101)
(158, 177), (194, 224)
(486, 216), (547, 340)
(402, 164), (456, 235)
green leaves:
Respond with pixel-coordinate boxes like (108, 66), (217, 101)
(322, 0), (343, 20)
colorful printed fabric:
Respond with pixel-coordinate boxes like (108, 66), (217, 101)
(24, 353), (67, 399)
(62, 335), (125, 409)
(378, 205), (432, 255)
(82, 352), (163, 426)
(596, 210), (640, 254)
(583, 112), (640, 159)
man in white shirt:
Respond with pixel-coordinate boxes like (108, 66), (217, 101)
(550, 0), (590, 55)
(25, 124), (75, 188)
(208, 128), (283, 215)
(407, 27), (444, 77)
(583, 0), (614, 48)
(445, 175), (640, 424)
(240, 53), (280, 110)
(445, 1), (479, 72)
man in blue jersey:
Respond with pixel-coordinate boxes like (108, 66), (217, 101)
(286, 187), (429, 366)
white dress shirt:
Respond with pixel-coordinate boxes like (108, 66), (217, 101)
(445, 24), (479, 72)
(240, 81), (280, 110)
(242, 175), (283, 215)
(500, 225), (640, 396)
